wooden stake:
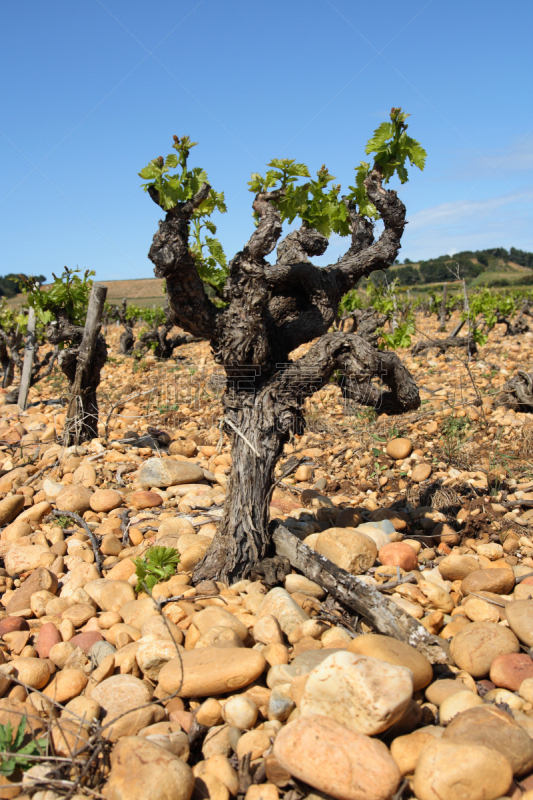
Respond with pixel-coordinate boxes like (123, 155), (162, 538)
(17, 307), (36, 410)
(273, 525), (451, 664)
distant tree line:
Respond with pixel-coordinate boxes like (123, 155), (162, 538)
(0, 274), (46, 298)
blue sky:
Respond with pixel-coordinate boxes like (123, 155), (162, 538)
(1, 0), (532, 283)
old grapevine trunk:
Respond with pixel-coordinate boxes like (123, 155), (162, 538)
(147, 170), (420, 583)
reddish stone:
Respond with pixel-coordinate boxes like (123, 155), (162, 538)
(130, 490), (163, 510)
(522, 577), (533, 586)
(490, 652), (533, 692)
(0, 617), (29, 637)
(378, 542), (418, 571)
(35, 622), (61, 658)
(169, 709), (193, 732)
(69, 630), (104, 654)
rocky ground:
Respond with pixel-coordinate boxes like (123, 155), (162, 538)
(1, 314), (533, 800)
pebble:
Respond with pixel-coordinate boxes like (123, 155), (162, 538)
(130, 490), (164, 509)
(43, 668), (88, 703)
(136, 640), (181, 680)
(256, 588), (310, 635)
(55, 484), (94, 513)
(450, 621), (520, 677)
(90, 488), (124, 512)
(314, 528), (377, 574)
(158, 647), (266, 697)
(462, 567), (515, 595)
(138, 458), (204, 489)
(378, 542), (418, 571)
(348, 634), (433, 691)
(411, 462), (432, 482)
(490, 652), (533, 690)
(386, 438), (413, 460)
(438, 554), (480, 581)
(69, 631), (104, 654)
(104, 735), (194, 800)
(390, 727), (444, 776)
(222, 696), (258, 729)
(8, 657), (50, 689)
(0, 494), (24, 526)
(438, 690), (483, 724)
(35, 622), (61, 658)
(274, 714), (401, 800)
(505, 599), (533, 646)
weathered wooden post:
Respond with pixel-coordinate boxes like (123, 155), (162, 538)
(17, 308), (36, 410)
(438, 282), (448, 332)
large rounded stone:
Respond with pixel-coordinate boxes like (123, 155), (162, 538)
(90, 489), (123, 513)
(104, 735), (194, 800)
(4, 544), (51, 577)
(462, 568), (515, 596)
(505, 600), (533, 647)
(300, 651), (412, 735)
(443, 704), (533, 776)
(315, 528), (377, 574)
(450, 621), (520, 677)
(0, 494), (24, 526)
(438, 554), (480, 582)
(490, 652), (533, 691)
(348, 634), (433, 691)
(386, 438), (413, 460)
(274, 714), (400, 800)
(413, 738), (512, 800)
(158, 647), (266, 697)
(138, 458), (204, 489)
(56, 484), (94, 513)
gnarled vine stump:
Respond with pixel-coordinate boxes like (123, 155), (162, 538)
(147, 170), (420, 582)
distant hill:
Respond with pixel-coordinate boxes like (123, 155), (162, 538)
(385, 247), (533, 288)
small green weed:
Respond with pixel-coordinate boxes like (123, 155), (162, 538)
(0, 717), (47, 777)
(133, 546), (180, 593)
(54, 515), (72, 529)
(440, 415), (470, 464)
